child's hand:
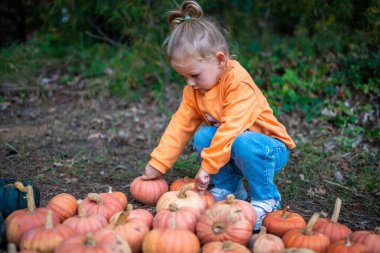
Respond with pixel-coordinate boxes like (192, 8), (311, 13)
(195, 167), (210, 191)
(141, 163), (162, 180)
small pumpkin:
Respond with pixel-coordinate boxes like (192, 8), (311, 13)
(46, 193), (77, 222)
(327, 236), (369, 253)
(130, 176), (168, 205)
(247, 226), (285, 253)
(282, 213), (331, 253)
(201, 240), (251, 253)
(82, 192), (124, 221)
(170, 176), (196, 191)
(107, 186), (128, 209)
(313, 198), (352, 243)
(350, 227), (380, 253)
(262, 206), (307, 237)
(20, 210), (75, 253)
(0, 179), (40, 218)
(110, 204), (154, 229)
(142, 216), (200, 253)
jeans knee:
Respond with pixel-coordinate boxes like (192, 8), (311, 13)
(232, 132), (266, 160)
(193, 126), (217, 153)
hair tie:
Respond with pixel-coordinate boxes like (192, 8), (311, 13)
(184, 15), (191, 21)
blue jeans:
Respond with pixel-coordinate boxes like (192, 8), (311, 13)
(193, 126), (289, 201)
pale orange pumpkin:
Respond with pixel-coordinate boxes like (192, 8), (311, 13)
(55, 230), (131, 253)
(82, 192), (124, 221)
(277, 249), (317, 253)
(20, 210), (75, 253)
(107, 186), (128, 209)
(216, 194), (257, 228)
(247, 226), (285, 253)
(327, 236), (369, 253)
(282, 213), (331, 253)
(197, 189), (216, 209)
(350, 227), (380, 253)
(196, 204), (253, 245)
(153, 203), (199, 232)
(110, 204), (154, 229)
(170, 176), (196, 191)
(130, 176), (168, 205)
(63, 200), (108, 235)
(313, 198), (352, 243)
(262, 206), (307, 237)
(142, 216), (200, 253)
(5, 186), (60, 247)
(156, 184), (205, 213)
(201, 240), (251, 253)
(46, 193), (77, 222)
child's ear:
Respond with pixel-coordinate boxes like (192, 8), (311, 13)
(215, 52), (226, 68)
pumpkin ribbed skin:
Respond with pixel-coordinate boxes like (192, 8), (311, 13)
(350, 228), (380, 253)
(130, 177), (168, 205)
(248, 227), (285, 253)
(110, 205), (154, 229)
(107, 187), (128, 209)
(46, 193), (77, 222)
(262, 206), (307, 237)
(202, 240), (251, 253)
(197, 190), (216, 209)
(170, 176), (196, 191)
(327, 237), (369, 253)
(196, 205), (253, 245)
(82, 193), (124, 221)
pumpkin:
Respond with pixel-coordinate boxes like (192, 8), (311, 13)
(262, 206), (307, 237)
(20, 210), (75, 253)
(313, 198), (352, 243)
(197, 189), (216, 209)
(277, 249), (317, 253)
(110, 204), (154, 229)
(5, 185), (60, 247)
(153, 203), (199, 232)
(63, 200), (108, 235)
(107, 186), (128, 209)
(170, 176), (196, 191)
(247, 226), (285, 253)
(201, 240), (251, 253)
(82, 192), (124, 221)
(46, 193), (77, 222)
(142, 216), (200, 253)
(350, 227), (380, 253)
(196, 204), (253, 245)
(130, 176), (168, 205)
(0, 179), (40, 218)
(282, 213), (331, 253)
(106, 211), (150, 253)
(327, 236), (369, 253)
(156, 184), (205, 213)
(55, 230), (132, 253)
(216, 194), (257, 227)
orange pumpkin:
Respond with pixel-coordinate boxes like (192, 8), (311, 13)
(216, 194), (257, 228)
(197, 190), (216, 209)
(20, 210), (75, 253)
(130, 176), (168, 205)
(110, 204), (154, 229)
(156, 184), (205, 214)
(5, 186), (60, 247)
(350, 227), (380, 253)
(327, 236), (369, 253)
(107, 186), (128, 209)
(262, 206), (307, 237)
(196, 204), (253, 245)
(63, 200), (108, 235)
(82, 192), (123, 221)
(170, 176), (196, 191)
(46, 193), (77, 222)
(55, 230), (131, 253)
(201, 240), (251, 253)
(282, 213), (331, 253)
(142, 216), (200, 253)
(247, 226), (285, 253)
(313, 198), (352, 243)
(153, 203), (199, 232)
(277, 249), (317, 253)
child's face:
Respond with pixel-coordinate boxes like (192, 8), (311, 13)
(171, 53), (226, 93)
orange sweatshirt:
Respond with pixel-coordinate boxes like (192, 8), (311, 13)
(149, 60), (296, 175)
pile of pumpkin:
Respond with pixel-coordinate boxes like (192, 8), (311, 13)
(1, 176), (379, 253)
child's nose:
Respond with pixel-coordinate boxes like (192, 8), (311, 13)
(187, 80), (196, 87)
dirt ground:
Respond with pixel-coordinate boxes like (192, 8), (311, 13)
(0, 80), (379, 251)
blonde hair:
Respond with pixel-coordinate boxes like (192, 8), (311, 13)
(163, 1), (230, 64)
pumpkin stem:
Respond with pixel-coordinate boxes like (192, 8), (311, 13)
(87, 193), (103, 205)
(168, 215), (177, 229)
(14, 181), (27, 192)
(84, 233), (97, 246)
(305, 213), (320, 236)
(225, 194), (236, 205)
(127, 203), (133, 211)
(168, 203), (179, 212)
(178, 184), (194, 198)
(259, 226), (267, 235)
(183, 176), (190, 183)
(222, 241), (232, 250)
(374, 227), (380, 235)
(77, 200), (86, 217)
(115, 211), (130, 225)
(7, 243), (17, 253)
(108, 186), (113, 193)
(26, 185), (36, 213)
(45, 210), (54, 229)
(280, 206), (290, 219)
(331, 197), (342, 224)
(212, 223), (225, 234)
(344, 236), (352, 247)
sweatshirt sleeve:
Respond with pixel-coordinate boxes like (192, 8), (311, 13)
(149, 88), (202, 174)
(201, 81), (263, 174)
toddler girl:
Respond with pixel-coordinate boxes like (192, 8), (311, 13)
(141, 0), (296, 230)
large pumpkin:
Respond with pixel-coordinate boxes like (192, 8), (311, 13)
(130, 176), (168, 205)
(350, 227), (380, 253)
(0, 179), (40, 218)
